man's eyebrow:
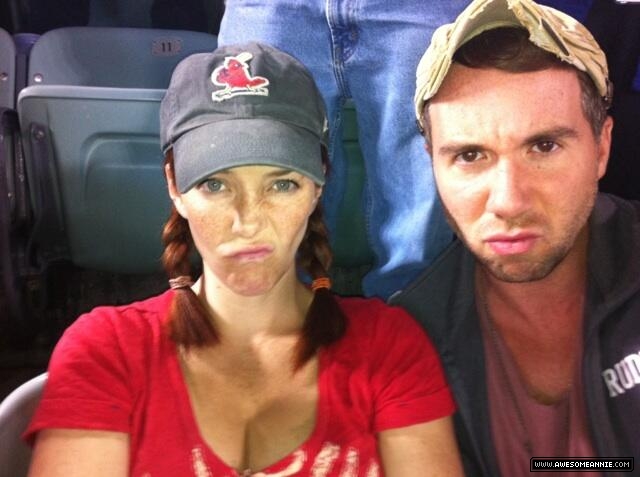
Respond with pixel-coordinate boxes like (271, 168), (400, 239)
(436, 142), (484, 156)
(524, 127), (579, 144)
(435, 127), (580, 156)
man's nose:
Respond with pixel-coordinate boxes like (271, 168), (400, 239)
(485, 159), (530, 219)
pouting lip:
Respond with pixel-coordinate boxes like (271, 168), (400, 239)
(483, 232), (541, 255)
(224, 244), (275, 259)
(483, 231), (541, 243)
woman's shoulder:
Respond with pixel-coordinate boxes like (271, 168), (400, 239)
(75, 289), (173, 329)
(44, 290), (176, 390)
(59, 289), (175, 352)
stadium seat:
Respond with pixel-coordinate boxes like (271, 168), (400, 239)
(0, 106), (33, 339)
(332, 102), (373, 265)
(0, 373), (47, 477)
(0, 29), (15, 108)
(18, 28), (217, 273)
(87, 0), (224, 34)
(27, 27), (216, 88)
(13, 34), (39, 106)
(328, 101), (374, 295)
(0, 31), (36, 340)
(19, 87), (168, 272)
(88, 0), (153, 28)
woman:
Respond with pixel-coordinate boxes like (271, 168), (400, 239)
(25, 42), (463, 476)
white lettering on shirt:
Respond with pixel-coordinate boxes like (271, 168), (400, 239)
(253, 450), (306, 477)
(340, 447), (358, 477)
(188, 442), (380, 476)
(602, 351), (640, 397)
(310, 443), (341, 476)
(191, 447), (212, 477)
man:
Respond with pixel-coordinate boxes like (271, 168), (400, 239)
(391, 0), (640, 475)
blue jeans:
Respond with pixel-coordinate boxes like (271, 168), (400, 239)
(219, 0), (467, 299)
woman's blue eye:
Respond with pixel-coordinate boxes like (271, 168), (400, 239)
(202, 178), (225, 192)
(273, 179), (298, 192)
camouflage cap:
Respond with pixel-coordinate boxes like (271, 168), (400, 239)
(414, 0), (612, 130)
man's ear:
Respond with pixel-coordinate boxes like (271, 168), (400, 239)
(165, 163), (188, 219)
(596, 116), (614, 180)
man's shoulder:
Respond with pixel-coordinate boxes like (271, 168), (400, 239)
(392, 239), (470, 296)
(593, 193), (640, 225)
(390, 239), (475, 331)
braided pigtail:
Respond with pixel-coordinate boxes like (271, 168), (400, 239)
(295, 202), (347, 369)
(162, 153), (217, 347)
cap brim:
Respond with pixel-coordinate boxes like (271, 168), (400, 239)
(173, 118), (325, 193)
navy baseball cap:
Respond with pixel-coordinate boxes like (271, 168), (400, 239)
(160, 42), (328, 193)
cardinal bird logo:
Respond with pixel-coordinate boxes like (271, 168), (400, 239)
(211, 52), (270, 102)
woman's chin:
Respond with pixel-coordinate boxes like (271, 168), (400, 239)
(225, 275), (277, 297)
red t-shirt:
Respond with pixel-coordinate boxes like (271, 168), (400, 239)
(25, 290), (454, 476)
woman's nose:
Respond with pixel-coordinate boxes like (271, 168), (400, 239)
(230, 193), (265, 237)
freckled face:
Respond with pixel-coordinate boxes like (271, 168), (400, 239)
(428, 65), (612, 282)
(169, 165), (321, 296)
